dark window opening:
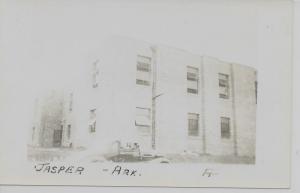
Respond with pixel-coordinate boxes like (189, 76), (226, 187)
(69, 93), (73, 111)
(136, 79), (150, 86)
(188, 113), (199, 136)
(136, 55), (151, 86)
(187, 66), (199, 94)
(89, 109), (96, 133)
(219, 73), (229, 99)
(67, 124), (71, 139)
(53, 130), (63, 147)
(92, 60), (100, 88)
(221, 117), (230, 139)
(32, 127), (35, 140)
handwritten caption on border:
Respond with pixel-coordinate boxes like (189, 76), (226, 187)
(33, 163), (217, 178)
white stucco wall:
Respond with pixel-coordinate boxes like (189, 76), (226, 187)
(60, 37), (257, 158)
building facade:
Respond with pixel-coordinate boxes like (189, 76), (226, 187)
(30, 37), (257, 158)
(30, 90), (75, 148)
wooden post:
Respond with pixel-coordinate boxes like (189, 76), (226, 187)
(151, 46), (157, 150)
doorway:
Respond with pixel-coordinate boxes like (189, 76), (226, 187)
(53, 130), (62, 147)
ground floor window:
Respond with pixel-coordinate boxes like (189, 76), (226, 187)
(221, 117), (230, 139)
(89, 109), (96, 133)
(53, 129), (63, 147)
(188, 113), (199, 136)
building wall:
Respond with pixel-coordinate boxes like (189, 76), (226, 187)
(232, 64), (257, 157)
(30, 37), (257, 158)
(202, 56), (235, 155)
(155, 46), (202, 154)
(86, 38), (257, 157)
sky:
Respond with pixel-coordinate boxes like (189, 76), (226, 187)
(0, 0), (262, 156)
(1, 0), (259, 92)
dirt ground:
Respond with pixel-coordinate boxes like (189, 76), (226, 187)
(28, 146), (254, 164)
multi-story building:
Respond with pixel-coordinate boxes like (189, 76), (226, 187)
(30, 37), (257, 158)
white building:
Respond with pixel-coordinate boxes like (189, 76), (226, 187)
(31, 37), (257, 158)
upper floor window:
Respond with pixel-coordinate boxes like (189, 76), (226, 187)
(67, 124), (71, 139)
(187, 66), (199, 94)
(188, 113), (199, 136)
(69, 93), (73, 112)
(89, 109), (96, 133)
(32, 127), (35, 140)
(219, 73), (229, 99)
(135, 107), (151, 135)
(92, 60), (100, 88)
(136, 55), (151, 86)
(221, 117), (230, 139)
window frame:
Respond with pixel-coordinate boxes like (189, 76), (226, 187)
(220, 117), (231, 139)
(92, 61), (100, 88)
(188, 113), (199, 137)
(218, 73), (230, 99)
(187, 66), (199, 94)
(67, 124), (71, 139)
(136, 55), (152, 86)
(69, 93), (73, 111)
(89, 109), (97, 133)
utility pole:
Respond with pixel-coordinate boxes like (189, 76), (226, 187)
(151, 46), (157, 150)
(150, 46), (164, 150)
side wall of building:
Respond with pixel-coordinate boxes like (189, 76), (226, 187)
(202, 56), (235, 155)
(233, 64), (257, 157)
(46, 37), (257, 158)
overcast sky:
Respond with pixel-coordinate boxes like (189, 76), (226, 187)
(0, 0), (260, 92)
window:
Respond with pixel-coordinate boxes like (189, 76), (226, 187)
(89, 109), (96, 133)
(187, 66), (199, 94)
(67, 124), (71, 139)
(92, 60), (100, 88)
(135, 107), (151, 135)
(219, 73), (229, 99)
(188, 113), (199, 136)
(32, 127), (35, 140)
(53, 130), (63, 147)
(136, 55), (151, 86)
(221, 117), (230, 139)
(69, 93), (73, 112)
